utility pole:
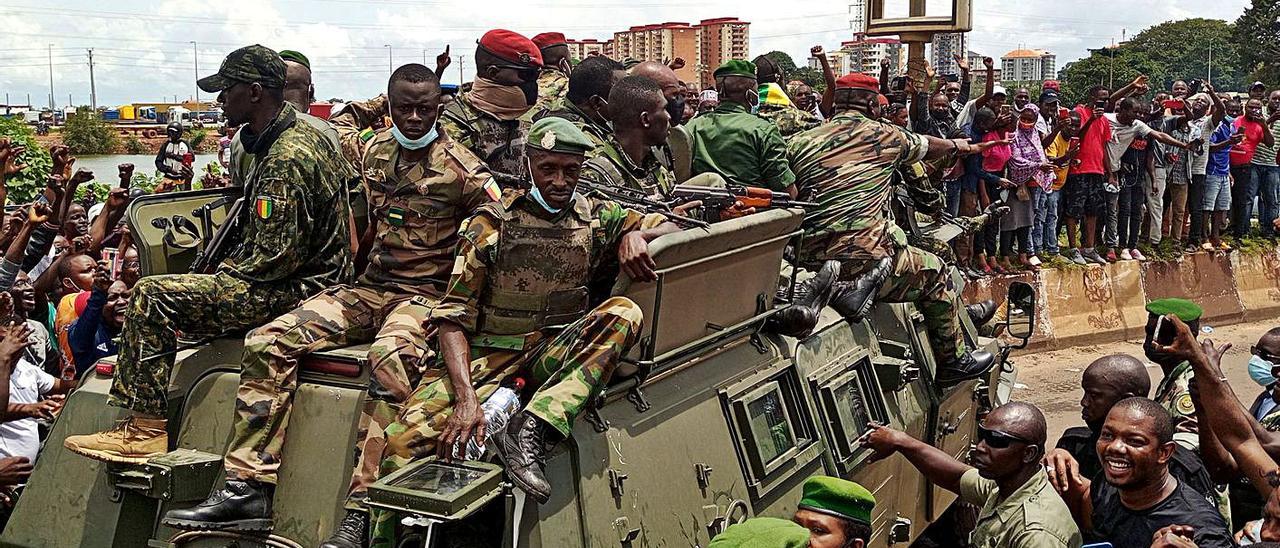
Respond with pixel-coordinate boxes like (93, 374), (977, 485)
(423, 48), (428, 65)
(87, 48), (97, 111)
(191, 41), (199, 108)
(457, 55), (465, 85)
(1208, 43), (1214, 83)
(385, 45), (392, 76)
(48, 43), (55, 109)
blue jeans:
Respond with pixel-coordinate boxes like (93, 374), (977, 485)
(1032, 186), (1060, 254)
(1255, 164), (1280, 237)
(945, 178), (962, 217)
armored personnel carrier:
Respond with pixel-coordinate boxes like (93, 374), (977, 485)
(1, 187), (1033, 547)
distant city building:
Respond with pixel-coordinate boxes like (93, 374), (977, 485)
(695, 17), (751, 89)
(810, 37), (905, 76)
(1001, 48), (1056, 84)
(809, 48), (855, 75)
(931, 33), (967, 76)
(567, 38), (612, 61)
(849, 0), (868, 34)
(967, 50), (1002, 84)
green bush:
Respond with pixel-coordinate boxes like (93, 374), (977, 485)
(187, 129), (208, 150)
(0, 117), (53, 204)
(123, 134), (147, 154)
(62, 110), (118, 155)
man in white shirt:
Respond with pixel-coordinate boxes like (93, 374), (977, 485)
(0, 357), (72, 462)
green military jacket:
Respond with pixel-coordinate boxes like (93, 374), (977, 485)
(758, 103), (821, 139)
(684, 102), (795, 191)
(579, 135), (675, 197)
(330, 95), (499, 295)
(960, 469), (1083, 548)
(229, 105), (343, 186)
(439, 92), (529, 188)
(226, 105), (353, 293)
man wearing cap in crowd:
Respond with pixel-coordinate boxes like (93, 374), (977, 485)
(439, 29), (543, 188)
(531, 32), (571, 113)
(861, 402), (1083, 547)
(793, 476), (876, 548)
(230, 49), (342, 186)
(158, 62), (500, 543)
(1145, 298), (1207, 447)
(357, 116), (681, 545)
(64, 44), (354, 466)
(753, 53), (820, 138)
(684, 59), (798, 197)
(787, 71), (1008, 383)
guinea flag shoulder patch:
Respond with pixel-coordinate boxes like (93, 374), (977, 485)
(483, 178), (501, 202)
(254, 196), (277, 220)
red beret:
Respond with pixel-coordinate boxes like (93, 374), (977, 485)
(478, 29), (544, 68)
(1043, 79), (1061, 91)
(835, 72), (880, 92)
(532, 32), (568, 50)
(877, 94), (889, 106)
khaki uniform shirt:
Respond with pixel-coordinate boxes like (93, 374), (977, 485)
(959, 468), (1083, 548)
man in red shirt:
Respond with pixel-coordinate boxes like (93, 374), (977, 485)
(1230, 97), (1277, 238)
(1060, 85), (1114, 264)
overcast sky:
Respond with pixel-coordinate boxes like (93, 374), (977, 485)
(0, 0), (1251, 108)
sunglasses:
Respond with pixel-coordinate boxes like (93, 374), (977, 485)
(1253, 346), (1280, 364)
(977, 424), (1032, 449)
(492, 64), (539, 82)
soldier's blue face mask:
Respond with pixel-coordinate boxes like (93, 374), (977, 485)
(391, 123), (438, 150)
(1251, 353), (1278, 387)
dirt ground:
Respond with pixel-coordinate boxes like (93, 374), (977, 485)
(1013, 317), (1273, 446)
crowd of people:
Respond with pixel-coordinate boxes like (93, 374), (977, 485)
(0, 25), (1273, 548)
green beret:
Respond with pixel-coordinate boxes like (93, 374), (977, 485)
(278, 50), (310, 70)
(526, 117), (594, 155)
(714, 59), (757, 80)
(1145, 298), (1203, 322)
(798, 476), (875, 525)
(708, 517), (809, 548)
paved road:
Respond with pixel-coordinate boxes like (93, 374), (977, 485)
(1012, 318), (1275, 447)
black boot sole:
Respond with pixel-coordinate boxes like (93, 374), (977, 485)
(161, 517), (273, 532)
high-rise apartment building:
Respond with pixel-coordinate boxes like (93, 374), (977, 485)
(1000, 49), (1057, 84)
(572, 17), (749, 90)
(930, 33), (967, 76)
(695, 17), (750, 89)
(566, 38), (611, 61)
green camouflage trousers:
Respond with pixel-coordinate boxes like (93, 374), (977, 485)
(108, 273), (303, 416)
(223, 285), (437, 486)
(841, 244), (963, 361)
(366, 296), (643, 547)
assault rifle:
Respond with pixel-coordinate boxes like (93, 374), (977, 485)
(669, 184), (818, 223)
(577, 181), (709, 228)
(189, 196), (244, 274)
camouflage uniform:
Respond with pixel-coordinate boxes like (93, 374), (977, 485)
(223, 95), (498, 487)
(787, 111), (965, 361)
(229, 105), (342, 186)
(579, 133), (676, 196)
(758, 103), (821, 139)
(109, 105), (354, 416)
(364, 190), (663, 545)
(1154, 361), (1199, 444)
(532, 68), (569, 114)
(439, 92), (529, 188)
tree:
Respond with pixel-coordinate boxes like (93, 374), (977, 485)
(1059, 18), (1245, 105)
(759, 51), (798, 78)
(62, 109), (118, 155)
(0, 117), (52, 203)
(1235, 0), (1280, 87)
(790, 66), (826, 92)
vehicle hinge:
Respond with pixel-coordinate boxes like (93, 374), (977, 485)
(614, 517), (641, 547)
(627, 385), (651, 413)
(888, 516), (912, 544)
(609, 469), (629, 498)
(585, 394), (610, 433)
(695, 463), (714, 490)
(750, 332), (768, 354)
(901, 362), (921, 385)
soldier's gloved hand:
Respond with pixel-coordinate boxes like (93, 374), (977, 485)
(983, 200), (1010, 219)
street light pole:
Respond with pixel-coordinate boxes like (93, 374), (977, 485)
(48, 43), (55, 109)
(87, 48), (97, 111)
(191, 41), (200, 108)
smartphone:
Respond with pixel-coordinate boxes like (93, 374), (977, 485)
(1094, 100), (1107, 109)
(1153, 315), (1179, 346)
(1188, 78), (1203, 95)
(890, 76), (907, 92)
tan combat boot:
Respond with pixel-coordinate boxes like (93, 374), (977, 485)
(64, 416), (168, 464)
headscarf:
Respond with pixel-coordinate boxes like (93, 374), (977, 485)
(1008, 103), (1049, 186)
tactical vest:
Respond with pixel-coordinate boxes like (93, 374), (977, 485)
(581, 144), (675, 197)
(476, 196), (595, 335)
(441, 97), (528, 187)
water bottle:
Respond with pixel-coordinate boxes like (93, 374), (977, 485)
(463, 380), (524, 461)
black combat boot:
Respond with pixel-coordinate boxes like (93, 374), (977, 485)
(495, 412), (559, 504)
(764, 260), (840, 338)
(162, 479), (273, 531)
(828, 257), (893, 321)
(937, 350), (997, 385)
(965, 300), (997, 327)
(319, 509), (368, 548)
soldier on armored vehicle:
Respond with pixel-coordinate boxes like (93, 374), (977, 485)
(63, 45), (354, 464)
(157, 61), (502, 542)
(786, 71), (1010, 384)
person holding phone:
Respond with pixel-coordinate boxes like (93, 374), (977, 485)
(1143, 299), (1207, 444)
(1230, 97), (1276, 239)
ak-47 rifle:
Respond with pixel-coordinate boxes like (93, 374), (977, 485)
(577, 180), (709, 228)
(189, 196), (244, 274)
(669, 183), (819, 223)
